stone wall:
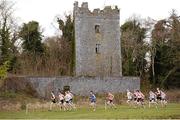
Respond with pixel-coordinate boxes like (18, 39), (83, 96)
(74, 2), (122, 77)
(25, 76), (140, 97)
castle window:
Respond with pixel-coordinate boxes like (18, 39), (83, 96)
(95, 25), (100, 33)
(96, 44), (101, 54)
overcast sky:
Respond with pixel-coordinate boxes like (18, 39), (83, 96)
(13, 0), (180, 37)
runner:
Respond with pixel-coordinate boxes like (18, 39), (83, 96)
(67, 91), (76, 110)
(58, 91), (65, 110)
(89, 91), (96, 111)
(106, 92), (116, 109)
(136, 90), (145, 108)
(126, 89), (133, 106)
(155, 88), (162, 101)
(160, 90), (167, 107)
(49, 91), (56, 111)
(64, 91), (71, 111)
(149, 91), (158, 108)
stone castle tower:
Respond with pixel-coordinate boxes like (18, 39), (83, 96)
(74, 2), (122, 77)
(20, 2), (140, 98)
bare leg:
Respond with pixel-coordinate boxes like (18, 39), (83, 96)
(155, 102), (158, 109)
(90, 103), (96, 111)
(93, 103), (96, 111)
(64, 102), (69, 111)
(105, 100), (107, 110)
(111, 103), (116, 109)
(69, 102), (76, 110)
(49, 102), (53, 111)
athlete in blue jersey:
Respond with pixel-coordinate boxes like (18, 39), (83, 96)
(89, 91), (96, 111)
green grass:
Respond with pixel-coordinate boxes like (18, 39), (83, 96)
(0, 103), (180, 119)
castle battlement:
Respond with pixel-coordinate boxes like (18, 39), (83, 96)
(74, 1), (122, 77)
(74, 1), (119, 18)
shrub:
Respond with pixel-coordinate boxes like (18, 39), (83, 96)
(0, 77), (38, 97)
(0, 91), (16, 98)
(20, 102), (26, 110)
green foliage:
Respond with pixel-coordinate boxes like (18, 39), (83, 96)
(0, 91), (16, 98)
(57, 14), (75, 75)
(121, 19), (147, 77)
(149, 10), (180, 88)
(0, 77), (38, 97)
(0, 0), (19, 72)
(20, 102), (26, 110)
(57, 15), (74, 41)
(0, 20), (12, 63)
(121, 20), (146, 43)
(19, 21), (45, 55)
(0, 61), (10, 79)
(121, 12), (180, 89)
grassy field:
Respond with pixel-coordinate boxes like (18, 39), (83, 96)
(0, 103), (180, 119)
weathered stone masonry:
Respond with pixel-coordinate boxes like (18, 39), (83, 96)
(74, 2), (122, 77)
(26, 76), (140, 97)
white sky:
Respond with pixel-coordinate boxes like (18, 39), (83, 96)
(13, 0), (180, 37)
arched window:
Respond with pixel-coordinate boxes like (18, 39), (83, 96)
(95, 25), (100, 33)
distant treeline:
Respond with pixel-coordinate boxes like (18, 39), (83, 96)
(0, 0), (179, 89)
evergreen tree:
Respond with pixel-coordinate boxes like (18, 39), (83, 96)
(0, 0), (18, 72)
(19, 21), (44, 55)
(57, 14), (75, 75)
(0, 18), (12, 63)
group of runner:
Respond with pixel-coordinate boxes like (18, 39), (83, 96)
(50, 87), (167, 111)
(126, 88), (167, 108)
(50, 90), (76, 111)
